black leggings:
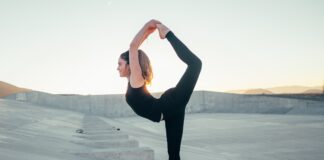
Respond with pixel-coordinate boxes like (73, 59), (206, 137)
(159, 31), (202, 160)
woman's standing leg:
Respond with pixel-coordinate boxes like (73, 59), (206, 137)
(165, 111), (185, 160)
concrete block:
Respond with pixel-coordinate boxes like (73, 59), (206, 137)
(71, 139), (139, 148)
(74, 147), (154, 160)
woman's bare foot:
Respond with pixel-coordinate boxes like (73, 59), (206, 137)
(157, 24), (170, 39)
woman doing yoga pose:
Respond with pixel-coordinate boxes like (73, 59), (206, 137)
(117, 19), (202, 160)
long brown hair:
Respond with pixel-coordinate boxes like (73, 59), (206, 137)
(120, 49), (153, 85)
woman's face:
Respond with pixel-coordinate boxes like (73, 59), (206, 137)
(117, 57), (130, 77)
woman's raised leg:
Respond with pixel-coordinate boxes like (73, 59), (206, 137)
(165, 31), (202, 112)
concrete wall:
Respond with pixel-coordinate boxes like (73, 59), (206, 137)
(5, 91), (324, 117)
(202, 91), (324, 114)
(5, 92), (134, 118)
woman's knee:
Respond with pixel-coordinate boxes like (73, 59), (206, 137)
(189, 58), (202, 73)
(195, 58), (202, 72)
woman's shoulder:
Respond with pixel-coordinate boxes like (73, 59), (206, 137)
(128, 81), (145, 89)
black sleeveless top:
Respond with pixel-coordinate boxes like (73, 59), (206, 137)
(125, 82), (161, 122)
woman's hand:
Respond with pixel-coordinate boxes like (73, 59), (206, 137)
(130, 19), (161, 49)
(144, 19), (161, 38)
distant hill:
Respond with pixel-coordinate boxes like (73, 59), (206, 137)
(244, 89), (273, 94)
(303, 89), (322, 94)
(228, 85), (322, 94)
(0, 81), (32, 97)
(267, 85), (321, 94)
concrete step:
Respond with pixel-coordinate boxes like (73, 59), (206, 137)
(82, 122), (111, 126)
(74, 147), (154, 160)
(78, 115), (154, 160)
(71, 139), (139, 148)
(74, 134), (129, 141)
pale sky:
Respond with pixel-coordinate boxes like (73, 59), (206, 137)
(1, 0), (323, 95)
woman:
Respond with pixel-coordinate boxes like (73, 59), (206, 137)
(117, 19), (202, 160)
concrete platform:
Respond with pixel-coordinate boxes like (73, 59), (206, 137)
(101, 113), (324, 160)
(0, 99), (154, 160)
(1, 98), (324, 160)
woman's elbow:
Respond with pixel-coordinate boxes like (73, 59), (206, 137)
(129, 42), (138, 50)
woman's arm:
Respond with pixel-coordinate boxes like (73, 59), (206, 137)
(129, 20), (160, 88)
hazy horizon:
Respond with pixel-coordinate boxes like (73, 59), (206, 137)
(1, 0), (323, 94)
